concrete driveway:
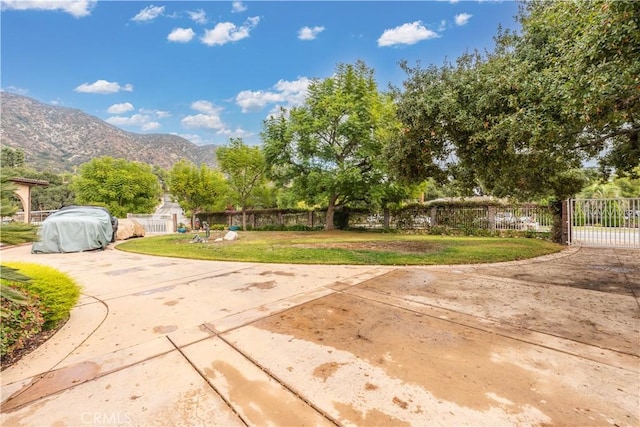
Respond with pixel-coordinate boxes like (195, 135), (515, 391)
(1, 243), (638, 426)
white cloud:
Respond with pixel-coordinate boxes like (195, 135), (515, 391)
(174, 133), (203, 144)
(231, 1), (247, 13)
(131, 5), (164, 22)
(168, 28), (195, 43)
(0, 0), (96, 17)
(236, 90), (284, 113)
(2, 86), (29, 95)
(377, 21), (439, 47)
(236, 77), (310, 113)
(181, 100), (225, 130)
(188, 9), (207, 24)
(74, 80), (133, 94)
(141, 122), (160, 131)
(454, 13), (472, 26)
(201, 16), (259, 46)
(191, 100), (219, 114)
(298, 26), (325, 41)
(181, 114), (224, 130)
(106, 114), (159, 131)
(107, 102), (134, 114)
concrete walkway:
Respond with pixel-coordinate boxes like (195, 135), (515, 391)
(1, 243), (638, 426)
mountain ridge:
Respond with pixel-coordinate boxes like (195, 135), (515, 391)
(0, 91), (218, 172)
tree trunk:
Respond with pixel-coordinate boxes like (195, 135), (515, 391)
(549, 199), (564, 244)
(325, 194), (338, 230)
(242, 207), (247, 231)
(383, 208), (390, 229)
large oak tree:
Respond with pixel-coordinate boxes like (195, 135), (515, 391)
(262, 61), (399, 230)
(387, 0), (639, 202)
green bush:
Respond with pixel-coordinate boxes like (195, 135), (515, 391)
(0, 223), (39, 245)
(1, 285), (44, 359)
(1, 262), (81, 330)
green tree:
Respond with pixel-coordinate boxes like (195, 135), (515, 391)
(71, 157), (161, 217)
(262, 61), (400, 230)
(517, 0), (639, 177)
(24, 171), (75, 211)
(216, 138), (267, 230)
(168, 160), (228, 227)
(0, 176), (19, 217)
(388, 0), (639, 200)
(1, 147), (25, 169)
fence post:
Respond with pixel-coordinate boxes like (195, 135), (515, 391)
(487, 205), (497, 232)
(430, 207), (437, 228)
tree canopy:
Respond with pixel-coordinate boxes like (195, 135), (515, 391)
(216, 138), (267, 230)
(387, 0), (639, 201)
(168, 160), (228, 226)
(262, 61), (400, 229)
(71, 157), (161, 217)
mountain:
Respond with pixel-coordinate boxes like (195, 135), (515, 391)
(0, 92), (218, 172)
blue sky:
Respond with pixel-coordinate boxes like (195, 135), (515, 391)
(1, 0), (521, 147)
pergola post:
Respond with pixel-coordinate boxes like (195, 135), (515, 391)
(9, 178), (49, 224)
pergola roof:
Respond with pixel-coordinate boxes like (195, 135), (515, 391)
(8, 177), (49, 187)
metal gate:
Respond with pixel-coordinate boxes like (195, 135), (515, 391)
(568, 198), (640, 248)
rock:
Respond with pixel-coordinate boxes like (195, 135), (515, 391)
(214, 238), (223, 242)
(223, 231), (239, 241)
(116, 219), (146, 240)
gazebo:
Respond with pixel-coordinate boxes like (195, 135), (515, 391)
(9, 177), (49, 224)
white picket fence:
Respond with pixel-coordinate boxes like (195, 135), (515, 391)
(126, 214), (174, 234)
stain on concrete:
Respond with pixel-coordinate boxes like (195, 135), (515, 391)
(255, 291), (634, 425)
(153, 325), (178, 334)
(234, 281), (277, 292)
(208, 360), (324, 426)
(150, 262), (180, 267)
(134, 285), (175, 296)
(106, 266), (147, 276)
(259, 271), (295, 277)
(333, 401), (410, 426)
(2, 362), (100, 412)
(313, 362), (346, 382)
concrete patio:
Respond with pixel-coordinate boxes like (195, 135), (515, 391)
(1, 243), (638, 426)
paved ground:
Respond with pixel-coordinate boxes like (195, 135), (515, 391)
(1, 243), (638, 426)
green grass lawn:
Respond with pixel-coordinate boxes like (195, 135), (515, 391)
(116, 230), (563, 265)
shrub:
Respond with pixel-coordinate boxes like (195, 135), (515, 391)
(1, 262), (81, 330)
(1, 285), (44, 359)
(0, 223), (39, 245)
(249, 224), (323, 231)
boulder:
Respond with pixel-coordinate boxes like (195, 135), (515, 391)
(116, 219), (146, 240)
(223, 231), (239, 241)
